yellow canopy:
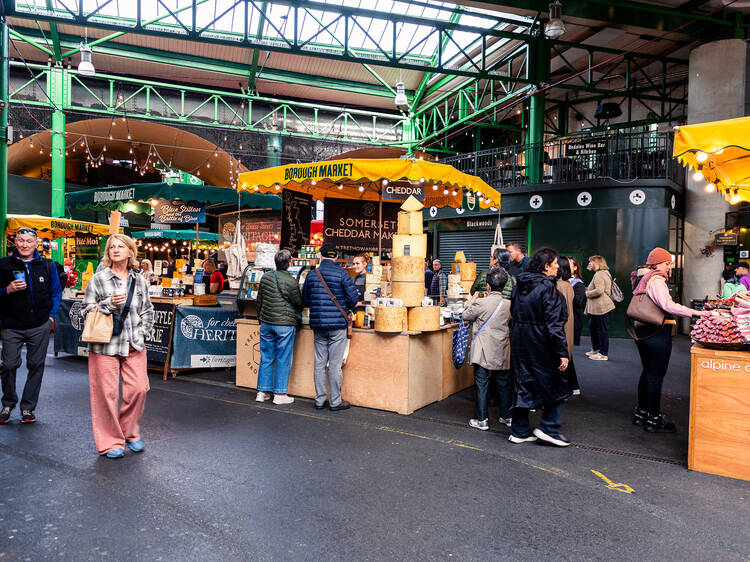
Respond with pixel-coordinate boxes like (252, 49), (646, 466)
(6, 215), (116, 239)
(673, 116), (750, 203)
(237, 158), (501, 209)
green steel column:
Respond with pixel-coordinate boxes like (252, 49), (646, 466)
(266, 133), (281, 167)
(49, 66), (66, 262)
(0, 21), (7, 257)
(527, 32), (549, 185)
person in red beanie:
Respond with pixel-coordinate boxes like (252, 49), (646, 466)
(630, 247), (706, 433)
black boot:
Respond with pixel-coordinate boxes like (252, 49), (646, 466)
(632, 407), (647, 426)
(645, 413), (676, 433)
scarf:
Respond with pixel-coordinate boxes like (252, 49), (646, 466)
(632, 269), (666, 295)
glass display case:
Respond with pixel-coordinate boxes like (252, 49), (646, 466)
(236, 262), (315, 317)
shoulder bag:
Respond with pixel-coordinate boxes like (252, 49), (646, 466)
(274, 271), (302, 324)
(609, 273), (624, 303)
(81, 276), (135, 343)
(454, 297), (504, 370)
(625, 283), (666, 341)
(315, 268), (353, 339)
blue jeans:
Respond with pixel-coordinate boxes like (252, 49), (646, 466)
(511, 400), (565, 439)
(257, 323), (297, 394)
(473, 365), (512, 420)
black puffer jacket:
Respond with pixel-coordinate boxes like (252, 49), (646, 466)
(256, 269), (303, 326)
(510, 272), (570, 409)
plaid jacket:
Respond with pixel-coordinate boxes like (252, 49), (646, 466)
(82, 268), (154, 356)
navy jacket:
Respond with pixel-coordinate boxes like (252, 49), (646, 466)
(0, 250), (62, 329)
(302, 259), (359, 330)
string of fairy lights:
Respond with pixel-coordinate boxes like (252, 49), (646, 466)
(134, 236), (231, 255)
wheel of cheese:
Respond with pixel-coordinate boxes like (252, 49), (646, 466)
(408, 306), (440, 332)
(392, 281), (425, 307)
(374, 306), (406, 332)
(460, 262), (476, 281)
(392, 256), (424, 282)
(392, 234), (427, 258)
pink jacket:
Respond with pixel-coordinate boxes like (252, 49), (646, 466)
(646, 276), (694, 318)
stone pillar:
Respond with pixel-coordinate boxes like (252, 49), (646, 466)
(684, 39), (748, 304)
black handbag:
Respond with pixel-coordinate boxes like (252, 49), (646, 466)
(112, 277), (136, 337)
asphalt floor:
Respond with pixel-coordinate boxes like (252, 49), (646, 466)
(0, 336), (748, 561)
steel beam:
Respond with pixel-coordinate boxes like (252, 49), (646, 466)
(0, 20), (7, 257)
(48, 65), (66, 262)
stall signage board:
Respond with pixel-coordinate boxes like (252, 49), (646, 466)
(382, 183), (425, 201)
(74, 235), (100, 290)
(171, 306), (237, 369)
(323, 198), (399, 252)
(565, 140), (607, 156)
(54, 299), (88, 357)
(715, 233), (739, 245)
(219, 216), (281, 246)
(280, 190), (313, 253)
(154, 200), (206, 224)
(145, 302), (174, 364)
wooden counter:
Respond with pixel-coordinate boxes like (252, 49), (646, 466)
(689, 344), (750, 482)
(236, 319), (474, 415)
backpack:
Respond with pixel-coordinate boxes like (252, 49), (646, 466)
(609, 276), (624, 303)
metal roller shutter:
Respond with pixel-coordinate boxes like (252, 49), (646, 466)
(438, 228), (527, 270)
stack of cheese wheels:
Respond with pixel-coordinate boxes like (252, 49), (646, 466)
(374, 306), (406, 332)
(408, 306), (440, 331)
(392, 255), (424, 307)
(392, 196), (427, 307)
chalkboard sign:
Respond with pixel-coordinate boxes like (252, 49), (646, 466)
(280, 190), (313, 253)
(154, 200), (206, 224)
(145, 302), (175, 364)
(323, 198), (399, 252)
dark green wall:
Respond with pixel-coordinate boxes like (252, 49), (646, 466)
(529, 207), (670, 337)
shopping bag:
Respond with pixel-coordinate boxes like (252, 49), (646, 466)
(452, 319), (471, 370)
(81, 309), (113, 344)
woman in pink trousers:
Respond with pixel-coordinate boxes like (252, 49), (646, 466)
(83, 234), (154, 459)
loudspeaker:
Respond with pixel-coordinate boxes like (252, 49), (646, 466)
(594, 102), (622, 120)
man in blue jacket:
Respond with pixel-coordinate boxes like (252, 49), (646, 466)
(302, 243), (359, 411)
(0, 228), (62, 424)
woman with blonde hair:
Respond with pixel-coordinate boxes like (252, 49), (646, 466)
(585, 255), (615, 361)
(83, 234), (154, 459)
(139, 258), (159, 285)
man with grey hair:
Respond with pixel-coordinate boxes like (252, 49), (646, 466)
(429, 259), (448, 304)
(0, 228), (62, 424)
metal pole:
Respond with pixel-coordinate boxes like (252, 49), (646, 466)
(50, 65), (66, 263)
(0, 20), (8, 257)
(378, 196), (382, 258)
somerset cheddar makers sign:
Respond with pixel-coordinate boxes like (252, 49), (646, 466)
(323, 198), (399, 252)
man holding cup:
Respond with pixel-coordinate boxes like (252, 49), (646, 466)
(0, 227), (62, 424)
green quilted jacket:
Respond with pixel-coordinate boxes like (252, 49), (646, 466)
(471, 269), (516, 299)
(256, 270), (303, 326)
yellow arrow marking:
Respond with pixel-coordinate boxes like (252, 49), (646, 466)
(591, 470), (635, 494)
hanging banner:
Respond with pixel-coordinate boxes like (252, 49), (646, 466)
(280, 190), (313, 253)
(219, 216), (281, 246)
(381, 183), (425, 201)
(154, 200), (206, 224)
(323, 198), (399, 252)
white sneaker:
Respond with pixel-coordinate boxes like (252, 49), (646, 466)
(469, 418), (489, 431)
(533, 428), (571, 447)
(498, 417), (512, 427)
(255, 391), (272, 402)
(272, 394), (294, 405)
(508, 434), (537, 444)
(590, 353), (608, 361)
(585, 349), (598, 356)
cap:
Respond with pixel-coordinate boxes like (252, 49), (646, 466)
(319, 243), (338, 258)
(737, 261), (750, 270)
(646, 247), (672, 265)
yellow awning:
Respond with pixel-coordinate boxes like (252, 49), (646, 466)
(237, 158), (501, 210)
(7, 215), (116, 239)
(673, 116), (750, 203)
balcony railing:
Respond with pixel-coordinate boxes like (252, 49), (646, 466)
(441, 131), (683, 189)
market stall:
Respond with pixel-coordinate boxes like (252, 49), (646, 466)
(674, 116), (750, 481)
(233, 154), (501, 414)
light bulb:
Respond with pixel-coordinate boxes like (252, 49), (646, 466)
(311, 180), (317, 185)
(731, 194), (741, 204)
(382, 179), (388, 186)
(692, 170), (704, 182)
(443, 188), (449, 195)
(275, 184), (280, 190)
(432, 184), (437, 190)
(358, 184), (364, 192)
(715, 148), (724, 155)
(338, 184), (343, 190)
(451, 190), (457, 196)
(705, 183), (716, 193)
(696, 152), (708, 163)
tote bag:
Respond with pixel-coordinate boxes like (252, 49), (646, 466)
(81, 309), (113, 344)
(452, 319), (471, 369)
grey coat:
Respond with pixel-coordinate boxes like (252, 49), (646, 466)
(461, 291), (511, 371)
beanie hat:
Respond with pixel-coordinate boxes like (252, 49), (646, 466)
(646, 247), (672, 265)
